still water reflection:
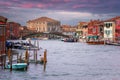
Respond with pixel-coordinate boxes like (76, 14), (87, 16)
(0, 40), (120, 80)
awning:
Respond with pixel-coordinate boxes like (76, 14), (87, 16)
(87, 35), (99, 39)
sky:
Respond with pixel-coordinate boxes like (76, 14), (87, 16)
(0, 0), (120, 26)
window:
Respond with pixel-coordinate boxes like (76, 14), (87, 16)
(0, 27), (4, 35)
(105, 23), (112, 28)
(110, 23), (112, 26)
(0, 42), (1, 51)
(116, 20), (120, 26)
(93, 28), (96, 33)
(0, 42), (2, 51)
(106, 23), (110, 28)
(105, 30), (111, 36)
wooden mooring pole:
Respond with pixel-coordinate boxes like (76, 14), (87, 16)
(35, 50), (37, 64)
(8, 48), (12, 71)
(25, 50), (29, 70)
(17, 53), (19, 63)
(43, 49), (47, 72)
(25, 50), (29, 64)
(3, 55), (6, 69)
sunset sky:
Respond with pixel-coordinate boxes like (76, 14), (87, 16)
(0, 0), (120, 26)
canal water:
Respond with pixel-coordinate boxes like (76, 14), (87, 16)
(0, 40), (120, 80)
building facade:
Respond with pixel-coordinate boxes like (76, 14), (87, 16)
(61, 25), (77, 37)
(104, 21), (115, 42)
(27, 17), (61, 33)
(88, 20), (100, 36)
(76, 22), (88, 39)
(115, 17), (120, 43)
(87, 20), (98, 41)
(6, 22), (21, 39)
(0, 16), (7, 66)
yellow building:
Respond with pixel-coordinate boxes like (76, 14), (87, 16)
(76, 22), (88, 39)
(27, 17), (61, 33)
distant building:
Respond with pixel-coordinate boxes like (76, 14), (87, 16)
(0, 16), (7, 66)
(6, 22), (21, 39)
(86, 20), (101, 41)
(88, 20), (100, 36)
(76, 22), (88, 39)
(97, 21), (104, 40)
(61, 25), (77, 37)
(104, 21), (115, 42)
(19, 26), (35, 39)
(115, 17), (120, 43)
(104, 16), (120, 43)
(27, 17), (61, 33)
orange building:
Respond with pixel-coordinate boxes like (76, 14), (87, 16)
(0, 16), (7, 66)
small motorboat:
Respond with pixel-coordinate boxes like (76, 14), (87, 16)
(64, 38), (78, 42)
(5, 63), (27, 70)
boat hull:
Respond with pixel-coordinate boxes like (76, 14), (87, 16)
(86, 41), (104, 45)
(5, 63), (27, 70)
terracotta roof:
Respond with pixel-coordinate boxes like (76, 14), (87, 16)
(79, 22), (88, 25)
(88, 20), (101, 26)
(0, 16), (7, 23)
(104, 16), (120, 22)
(61, 25), (71, 28)
(27, 16), (59, 23)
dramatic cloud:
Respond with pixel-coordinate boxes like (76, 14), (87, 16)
(0, 0), (120, 25)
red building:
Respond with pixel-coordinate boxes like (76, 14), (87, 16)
(87, 20), (104, 41)
(6, 22), (21, 39)
(0, 16), (7, 66)
(115, 17), (120, 42)
(88, 20), (99, 35)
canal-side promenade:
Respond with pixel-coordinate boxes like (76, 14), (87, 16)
(0, 40), (120, 80)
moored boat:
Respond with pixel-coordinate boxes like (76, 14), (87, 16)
(106, 42), (120, 46)
(64, 38), (78, 42)
(5, 63), (27, 70)
(86, 41), (104, 45)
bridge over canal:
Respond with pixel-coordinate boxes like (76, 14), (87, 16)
(22, 32), (69, 39)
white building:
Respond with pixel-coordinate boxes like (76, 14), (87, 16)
(104, 21), (115, 42)
(27, 17), (61, 33)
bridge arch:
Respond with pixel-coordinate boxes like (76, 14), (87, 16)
(22, 32), (69, 39)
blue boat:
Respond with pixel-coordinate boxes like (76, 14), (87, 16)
(5, 63), (27, 70)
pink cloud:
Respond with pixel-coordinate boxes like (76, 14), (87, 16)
(91, 0), (99, 3)
(0, 1), (12, 6)
(12, 0), (19, 1)
(20, 3), (34, 8)
(51, 0), (61, 2)
(17, 2), (53, 9)
(64, 0), (71, 3)
(73, 4), (97, 9)
(37, 4), (46, 8)
(73, 4), (87, 8)
(78, 0), (89, 3)
(37, 3), (53, 8)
